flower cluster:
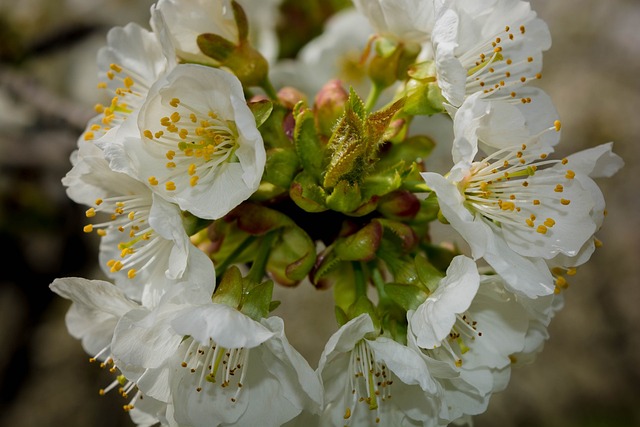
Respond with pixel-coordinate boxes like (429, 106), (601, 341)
(50, 0), (623, 426)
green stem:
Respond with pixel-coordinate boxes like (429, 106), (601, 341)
(371, 266), (389, 303)
(214, 235), (257, 280)
(261, 77), (278, 102)
(353, 261), (368, 299)
(247, 231), (278, 284)
(364, 81), (384, 112)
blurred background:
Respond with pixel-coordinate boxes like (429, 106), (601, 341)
(0, 0), (638, 426)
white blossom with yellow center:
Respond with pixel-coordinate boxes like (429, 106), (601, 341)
(63, 143), (215, 305)
(422, 98), (602, 297)
(317, 314), (446, 426)
(82, 22), (168, 145)
(103, 64), (265, 220)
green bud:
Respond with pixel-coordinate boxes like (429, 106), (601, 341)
(314, 79), (349, 138)
(289, 171), (328, 213)
(325, 180), (364, 213)
(377, 190), (421, 220)
(278, 86), (308, 110)
(333, 220), (383, 261)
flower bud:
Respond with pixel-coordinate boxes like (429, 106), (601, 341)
(277, 86), (307, 110)
(313, 79), (349, 138)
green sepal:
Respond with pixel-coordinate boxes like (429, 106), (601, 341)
(335, 305), (349, 327)
(375, 134), (435, 172)
(231, 0), (249, 42)
(377, 190), (421, 221)
(269, 300), (281, 312)
(240, 279), (274, 321)
(212, 265), (243, 308)
(258, 103), (292, 149)
(228, 203), (294, 236)
(197, 33), (236, 62)
(325, 180), (363, 213)
(361, 166), (403, 199)
(348, 296), (381, 334)
(248, 99), (273, 128)
(375, 218), (418, 252)
(384, 282), (428, 312)
(404, 79), (446, 116)
(290, 171), (328, 213)
(263, 147), (300, 190)
(181, 211), (213, 236)
(415, 254), (444, 293)
(293, 107), (325, 180)
(333, 220), (382, 261)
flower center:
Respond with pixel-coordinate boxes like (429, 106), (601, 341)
(83, 193), (157, 280)
(179, 337), (248, 403)
(461, 141), (574, 237)
(343, 340), (393, 425)
(143, 97), (239, 192)
(459, 24), (542, 104)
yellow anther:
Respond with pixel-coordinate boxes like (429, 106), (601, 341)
(123, 76), (134, 88)
(555, 275), (567, 288)
(154, 131), (164, 139)
(143, 130), (153, 139)
(97, 229), (107, 237)
(565, 170), (576, 179)
(536, 225), (548, 234)
(128, 211), (135, 221)
(95, 198), (103, 205)
(494, 46), (502, 53)
(166, 162), (176, 168)
(106, 71), (115, 80)
(500, 201), (515, 211)
(567, 267), (578, 276)
(520, 25), (526, 34)
(166, 150), (175, 160)
(527, 57), (533, 62)
(520, 76), (527, 83)
(97, 82), (108, 89)
(507, 59), (513, 65)
(110, 63), (122, 73)
(505, 26), (510, 32)
(560, 198), (570, 205)
(554, 184), (564, 193)
(190, 113), (197, 123)
(110, 261), (123, 272)
(85, 208), (96, 218)
(594, 238), (603, 248)
(170, 98), (181, 107)
(83, 131), (95, 141)
(522, 181), (529, 187)
(179, 129), (189, 139)
(188, 164), (197, 176)
(127, 269), (137, 279)
(83, 224), (94, 233)
(148, 176), (159, 186)
(540, 153), (548, 159)
(165, 181), (176, 191)
(554, 120), (562, 132)
(190, 176), (199, 187)
(94, 103), (105, 113)
(170, 112), (181, 122)
(536, 73), (542, 79)
(526, 218), (535, 227)
(510, 91), (516, 98)
(544, 218), (556, 227)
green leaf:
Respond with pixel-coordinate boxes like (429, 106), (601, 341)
(267, 226), (316, 286)
(325, 180), (363, 213)
(289, 171), (328, 213)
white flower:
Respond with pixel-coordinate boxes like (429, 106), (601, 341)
(422, 101), (601, 297)
(408, 267), (556, 421)
(317, 314), (446, 426)
(111, 301), (322, 427)
(103, 64), (265, 220)
(62, 144), (215, 305)
(432, 0), (552, 109)
(82, 22), (168, 144)
(151, 0), (283, 65)
(545, 142), (624, 270)
(352, 0), (437, 47)
(270, 8), (374, 99)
